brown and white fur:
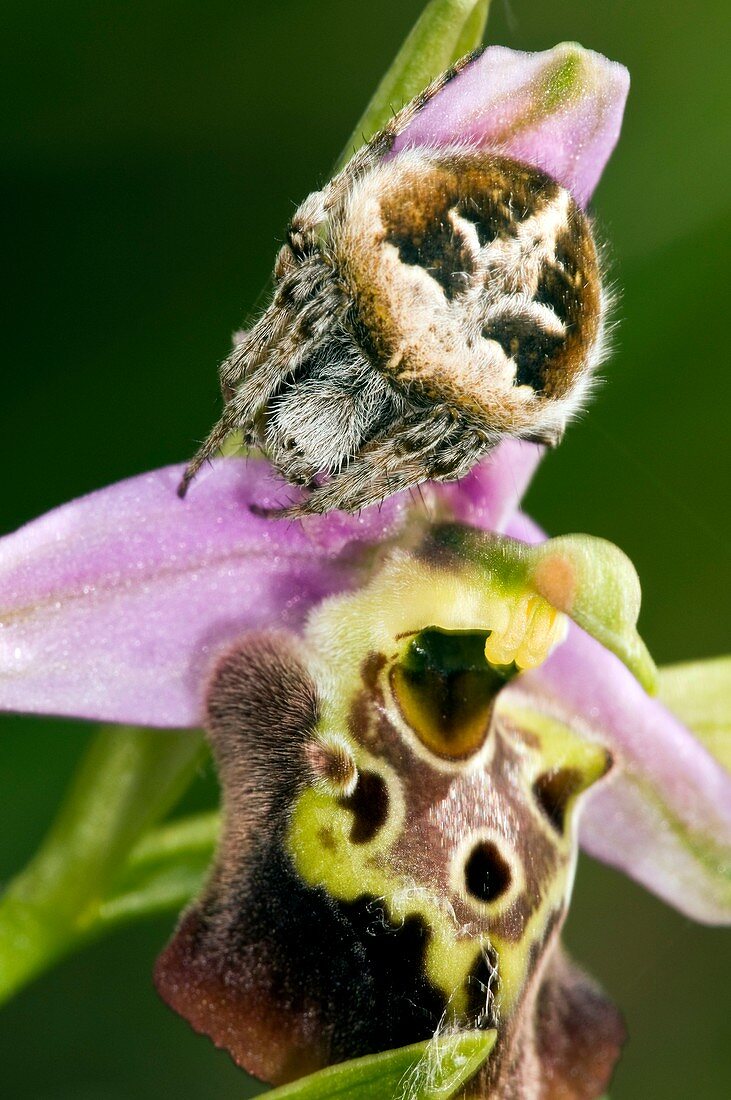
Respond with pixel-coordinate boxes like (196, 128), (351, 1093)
(179, 53), (608, 516)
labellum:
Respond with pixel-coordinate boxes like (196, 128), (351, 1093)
(156, 532), (627, 1098)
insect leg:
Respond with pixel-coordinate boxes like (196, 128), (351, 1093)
(176, 403), (242, 498)
(269, 407), (486, 516)
(323, 49), (483, 215)
(180, 260), (339, 497)
(177, 341), (305, 500)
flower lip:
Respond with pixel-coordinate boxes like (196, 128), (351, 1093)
(391, 42), (630, 207)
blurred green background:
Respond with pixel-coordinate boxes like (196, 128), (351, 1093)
(1, 1), (729, 1096)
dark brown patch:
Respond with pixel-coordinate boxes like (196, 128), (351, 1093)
(275, 271), (298, 308)
(339, 770), (390, 844)
(464, 840), (513, 903)
(361, 650), (387, 691)
(455, 177), (548, 245)
(346, 653), (389, 749)
(348, 689), (373, 741)
(387, 212), (476, 301)
(155, 842), (448, 1085)
(381, 155), (558, 305)
(537, 212), (602, 399)
(534, 253), (575, 325)
(482, 314), (566, 392)
(535, 947), (626, 1099)
(533, 767), (585, 833)
(316, 826), (337, 852)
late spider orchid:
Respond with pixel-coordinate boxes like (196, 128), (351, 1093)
(0, 22), (728, 1100)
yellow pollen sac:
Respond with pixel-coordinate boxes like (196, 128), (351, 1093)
(484, 593), (567, 671)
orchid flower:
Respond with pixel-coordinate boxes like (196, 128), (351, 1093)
(1, 3), (728, 1099)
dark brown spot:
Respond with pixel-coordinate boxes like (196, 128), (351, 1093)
(316, 826), (337, 852)
(348, 691), (372, 742)
(466, 941), (500, 1030)
(482, 315), (565, 392)
(276, 274), (297, 308)
(533, 768), (585, 833)
(361, 651), (387, 692)
(296, 307), (317, 341)
(464, 840), (513, 903)
(535, 213), (602, 399)
(387, 215), (476, 301)
(340, 770), (389, 844)
(534, 217), (587, 329)
(555, 219), (584, 281)
(535, 262), (574, 326)
(455, 197), (510, 247)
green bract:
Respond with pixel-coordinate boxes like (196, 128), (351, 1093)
(266, 1030), (496, 1099)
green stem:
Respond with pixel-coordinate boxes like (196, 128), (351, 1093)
(96, 810), (219, 929)
(0, 726), (204, 1004)
(338, 0), (491, 166)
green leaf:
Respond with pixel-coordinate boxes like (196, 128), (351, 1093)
(265, 1029), (496, 1099)
(0, 726), (204, 1004)
(339, 0), (491, 165)
(97, 811), (219, 928)
(658, 655), (731, 771)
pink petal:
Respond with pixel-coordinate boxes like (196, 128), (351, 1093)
(393, 43), (630, 207)
(0, 461), (385, 728)
(0, 443), (538, 729)
(510, 626), (731, 924)
(503, 510), (545, 545)
(434, 439), (544, 532)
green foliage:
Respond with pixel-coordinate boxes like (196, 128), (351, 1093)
(0, 727), (204, 1003)
(658, 656), (731, 771)
(265, 1030), (496, 1099)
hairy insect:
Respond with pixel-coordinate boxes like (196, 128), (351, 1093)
(179, 53), (607, 517)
